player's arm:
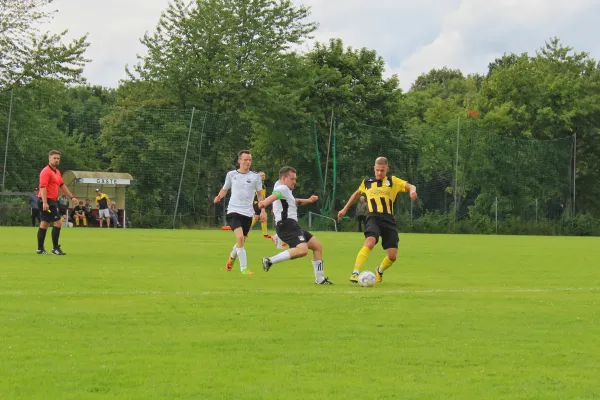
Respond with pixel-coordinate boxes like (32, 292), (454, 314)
(258, 192), (280, 208)
(404, 182), (418, 200)
(60, 184), (77, 203)
(338, 189), (362, 220)
(296, 195), (318, 205)
(214, 173), (232, 203)
(39, 169), (49, 207)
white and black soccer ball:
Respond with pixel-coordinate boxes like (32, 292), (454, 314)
(358, 271), (376, 287)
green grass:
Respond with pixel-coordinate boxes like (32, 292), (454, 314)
(1, 227), (599, 399)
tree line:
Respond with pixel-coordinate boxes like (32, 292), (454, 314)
(0, 0), (598, 234)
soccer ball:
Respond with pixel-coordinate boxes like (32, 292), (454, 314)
(358, 271), (376, 287)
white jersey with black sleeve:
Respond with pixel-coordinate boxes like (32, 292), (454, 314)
(272, 182), (298, 222)
(222, 170), (262, 217)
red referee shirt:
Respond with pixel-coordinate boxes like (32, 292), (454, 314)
(38, 165), (64, 200)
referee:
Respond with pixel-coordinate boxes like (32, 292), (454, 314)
(37, 150), (78, 255)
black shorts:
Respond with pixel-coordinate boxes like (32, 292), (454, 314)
(275, 219), (313, 248)
(38, 199), (61, 223)
(226, 213), (253, 236)
(364, 215), (399, 249)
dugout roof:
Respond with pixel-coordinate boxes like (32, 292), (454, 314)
(62, 171), (134, 209)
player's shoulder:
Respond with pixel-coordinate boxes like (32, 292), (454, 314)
(391, 175), (407, 183)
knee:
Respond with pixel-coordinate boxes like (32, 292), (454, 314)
(297, 245), (309, 257)
(364, 237), (376, 249)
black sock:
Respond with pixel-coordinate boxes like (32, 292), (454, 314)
(52, 226), (61, 249)
(37, 228), (47, 250)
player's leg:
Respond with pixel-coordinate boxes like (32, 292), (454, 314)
(350, 217), (379, 283)
(306, 233), (332, 285)
(261, 219), (270, 238)
(262, 220), (306, 272)
(50, 203), (66, 255)
(375, 223), (399, 283)
(250, 214), (259, 230)
(270, 234), (288, 249)
(227, 214), (253, 275)
(37, 198), (58, 254)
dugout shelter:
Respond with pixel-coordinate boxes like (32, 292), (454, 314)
(62, 171), (134, 228)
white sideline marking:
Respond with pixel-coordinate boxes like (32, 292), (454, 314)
(0, 287), (598, 296)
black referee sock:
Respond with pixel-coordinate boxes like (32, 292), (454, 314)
(37, 227), (47, 250)
(52, 226), (61, 249)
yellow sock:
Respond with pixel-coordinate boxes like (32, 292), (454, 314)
(353, 246), (371, 272)
(379, 256), (394, 273)
(261, 221), (268, 235)
(75, 216), (79, 226)
(83, 217), (87, 226)
(250, 218), (257, 230)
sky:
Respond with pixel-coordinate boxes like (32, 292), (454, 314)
(44, 0), (600, 91)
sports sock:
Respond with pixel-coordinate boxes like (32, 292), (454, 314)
(379, 256), (394, 273)
(261, 221), (268, 235)
(312, 260), (325, 283)
(353, 246), (371, 274)
(83, 217), (87, 226)
(51, 226), (61, 248)
(236, 246), (247, 270)
(250, 218), (257, 230)
(271, 250), (291, 264)
(230, 244), (238, 260)
(37, 227), (47, 250)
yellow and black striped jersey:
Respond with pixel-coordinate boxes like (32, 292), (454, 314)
(358, 175), (408, 216)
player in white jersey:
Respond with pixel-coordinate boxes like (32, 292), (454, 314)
(269, 179), (287, 249)
(258, 166), (333, 285)
(214, 150), (266, 275)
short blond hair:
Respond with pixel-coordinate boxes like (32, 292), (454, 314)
(375, 157), (388, 166)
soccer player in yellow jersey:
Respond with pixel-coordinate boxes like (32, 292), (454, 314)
(251, 171), (271, 238)
(337, 157), (418, 283)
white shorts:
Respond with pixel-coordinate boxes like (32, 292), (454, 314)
(99, 209), (110, 218)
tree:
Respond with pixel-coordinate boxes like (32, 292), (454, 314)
(127, 0), (316, 113)
(0, 0), (90, 90)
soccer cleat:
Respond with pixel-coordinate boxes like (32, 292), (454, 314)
(375, 268), (383, 283)
(263, 234), (272, 239)
(316, 277), (333, 285)
(52, 246), (66, 256)
(36, 249), (48, 255)
(226, 255), (235, 271)
(349, 272), (359, 283)
(262, 257), (272, 272)
(240, 268), (254, 275)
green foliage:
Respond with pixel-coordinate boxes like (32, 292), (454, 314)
(0, 0), (90, 90)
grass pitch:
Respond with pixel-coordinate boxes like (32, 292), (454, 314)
(1, 227), (599, 399)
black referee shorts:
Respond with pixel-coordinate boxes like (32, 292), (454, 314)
(364, 215), (399, 250)
(38, 198), (61, 223)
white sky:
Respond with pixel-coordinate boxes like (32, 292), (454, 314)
(45, 0), (600, 91)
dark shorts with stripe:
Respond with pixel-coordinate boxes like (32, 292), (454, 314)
(364, 214), (399, 250)
(38, 198), (61, 223)
(276, 219), (313, 248)
(226, 213), (253, 236)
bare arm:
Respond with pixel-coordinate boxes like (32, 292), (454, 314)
(40, 187), (48, 210)
(343, 190), (362, 212)
(405, 182), (418, 200)
(213, 189), (229, 203)
(258, 193), (279, 208)
(337, 190), (362, 221)
(61, 184), (77, 203)
(296, 195), (318, 205)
